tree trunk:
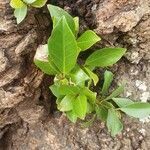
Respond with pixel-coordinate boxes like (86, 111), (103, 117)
(0, 0), (150, 149)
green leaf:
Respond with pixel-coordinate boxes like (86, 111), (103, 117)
(105, 85), (124, 100)
(31, 0), (47, 8)
(66, 110), (77, 123)
(14, 6), (27, 24)
(101, 101), (115, 109)
(73, 17), (79, 37)
(48, 16), (78, 74)
(85, 48), (126, 69)
(82, 87), (97, 104)
(112, 98), (134, 107)
(10, 0), (26, 8)
(86, 102), (94, 113)
(120, 102), (150, 118)
(34, 60), (58, 75)
(83, 67), (99, 86)
(47, 4), (75, 34)
(77, 30), (101, 51)
(96, 105), (108, 121)
(23, 0), (36, 4)
(34, 44), (58, 75)
(73, 94), (87, 119)
(58, 85), (80, 96)
(106, 109), (123, 136)
(70, 65), (90, 86)
(56, 98), (62, 105)
(101, 70), (114, 95)
(49, 84), (61, 98)
(58, 95), (73, 112)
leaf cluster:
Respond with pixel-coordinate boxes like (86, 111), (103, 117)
(10, 0), (47, 24)
(33, 5), (150, 136)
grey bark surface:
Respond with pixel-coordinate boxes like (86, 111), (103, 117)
(0, 0), (150, 149)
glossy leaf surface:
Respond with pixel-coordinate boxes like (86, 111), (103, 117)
(58, 95), (73, 111)
(14, 5), (27, 24)
(48, 17), (78, 74)
(10, 0), (26, 8)
(70, 65), (90, 86)
(77, 30), (100, 51)
(83, 67), (99, 86)
(85, 48), (126, 69)
(47, 4), (75, 34)
(31, 0), (47, 8)
(73, 94), (87, 119)
(23, 0), (36, 4)
(66, 110), (77, 123)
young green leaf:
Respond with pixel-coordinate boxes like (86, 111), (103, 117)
(106, 109), (123, 136)
(73, 17), (79, 37)
(85, 48), (126, 69)
(58, 95), (73, 112)
(49, 84), (61, 98)
(47, 4), (75, 34)
(101, 101), (115, 109)
(57, 85), (80, 96)
(48, 16), (78, 74)
(73, 94), (87, 119)
(66, 110), (77, 123)
(14, 6), (27, 24)
(70, 65), (90, 86)
(56, 98), (62, 105)
(10, 0), (26, 9)
(23, 0), (36, 4)
(83, 67), (99, 86)
(96, 105), (108, 121)
(55, 77), (69, 85)
(120, 102), (150, 118)
(34, 60), (58, 75)
(34, 45), (58, 75)
(77, 30), (101, 51)
(31, 0), (47, 8)
(105, 85), (124, 100)
(82, 87), (97, 104)
(101, 70), (114, 95)
(86, 102), (94, 113)
(112, 98), (134, 108)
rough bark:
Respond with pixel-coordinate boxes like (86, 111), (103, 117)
(0, 0), (150, 149)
